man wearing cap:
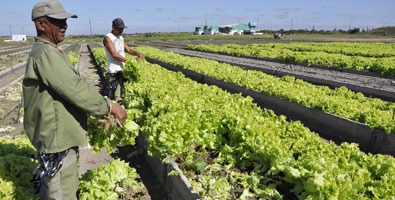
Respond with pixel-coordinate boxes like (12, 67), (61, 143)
(103, 18), (145, 103)
(25, 0), (127, 199)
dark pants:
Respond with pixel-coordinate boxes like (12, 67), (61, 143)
(106, 71), (124, 102)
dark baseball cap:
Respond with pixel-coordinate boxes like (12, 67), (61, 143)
(112, 18), (127, 28)
(32, 0), (77, 21)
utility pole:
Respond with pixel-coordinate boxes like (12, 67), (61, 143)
(291, 17), (293, 30)
(349, 19), (351, 30)
(256, 18), (259, 29)
(89, 18), (92, 35)
(9, 25), (12, 36)
(271, 21), (273, 31)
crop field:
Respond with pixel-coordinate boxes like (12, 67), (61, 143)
(134, 46), (395, 135)
(1, 33), (395, 199)
(89, 44), (395, 199)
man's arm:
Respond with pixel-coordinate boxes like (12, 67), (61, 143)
(36, 49), (127, 123)
(103, 36), (127, 62)
(124, 42), (145, 60)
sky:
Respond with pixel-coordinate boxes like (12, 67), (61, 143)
(1, 0), (394, 36)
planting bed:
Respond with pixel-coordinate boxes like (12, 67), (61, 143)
(0, 45), (32, 55)
(0, 81), (23, 137)
(0, 53), (29, 72)
(132, 39), (330, 49)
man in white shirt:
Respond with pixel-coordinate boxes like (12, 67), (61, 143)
(103, 18), (144, 103)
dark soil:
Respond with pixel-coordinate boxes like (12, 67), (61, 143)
(0, 82), (24, 137)
(112, 145), (168, 200)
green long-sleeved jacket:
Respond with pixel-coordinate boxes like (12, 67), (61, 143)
(23, 37), (109, 153)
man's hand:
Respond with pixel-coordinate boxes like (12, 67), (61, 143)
(110, 102), (127, 124)
(137, 52), (145, 61)
(124, 42), (145, 61)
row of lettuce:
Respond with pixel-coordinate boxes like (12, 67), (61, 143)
(0, 53), (29, 72)
(91, 47), (395, 199)
(187, 42), (395, 76)
(67, 50), (79, 66)
(0, 135), (144, 200)
(242, 42), (395, 58)
(133, 46), (395, 135)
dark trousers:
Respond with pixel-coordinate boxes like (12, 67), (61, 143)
(106, 71), (124, 102)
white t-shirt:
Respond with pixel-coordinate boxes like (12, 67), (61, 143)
(104, 32), (125, 73)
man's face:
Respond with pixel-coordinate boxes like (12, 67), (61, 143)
(112, 26), (124, 36)
(40, 17), (68, 45)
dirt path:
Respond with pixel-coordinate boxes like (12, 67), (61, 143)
(76, 43), (114, 177)
(78, 43), (161, 199)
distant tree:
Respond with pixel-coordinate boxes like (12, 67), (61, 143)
(348, 28), (360, 34)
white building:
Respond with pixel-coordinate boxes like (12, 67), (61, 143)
(219, 24), (250, 35)
(195, 25), (219, 35)
(4, 35), (27, 42)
